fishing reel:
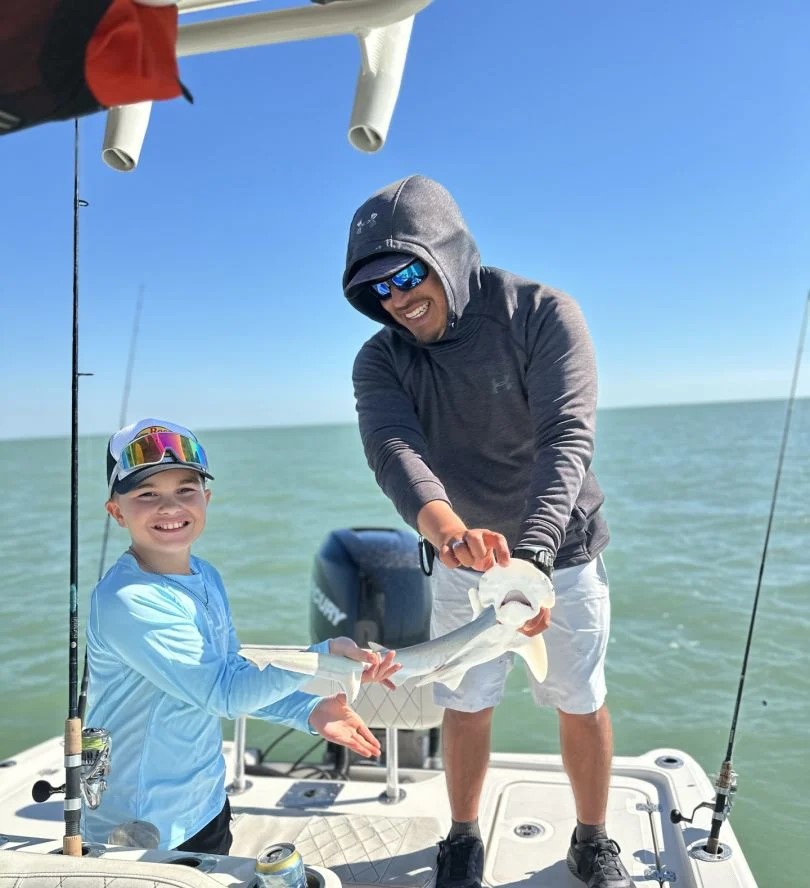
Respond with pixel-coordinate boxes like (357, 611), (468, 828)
(671, 761), (737, 850)
(670, 799), (717, 826)
(32, 727), (112, 810)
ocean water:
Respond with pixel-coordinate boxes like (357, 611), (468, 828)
(1, 399), (808, 885)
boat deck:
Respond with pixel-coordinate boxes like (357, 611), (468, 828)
(0, 736), (758, 887)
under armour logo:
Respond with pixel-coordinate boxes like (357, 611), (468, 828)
(355, 212), (378, 234)
(491, 375), (513, 394)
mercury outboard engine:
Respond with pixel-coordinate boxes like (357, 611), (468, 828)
(310, 527), (438, 769)
(310, 527), (430, 648)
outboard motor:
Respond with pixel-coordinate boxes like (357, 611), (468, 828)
(310, 527), (439, 770)
(310, 527), (430, 648)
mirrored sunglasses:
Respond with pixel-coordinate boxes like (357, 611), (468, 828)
(371, 259), (428, 299)
(116, 431), (209, 482)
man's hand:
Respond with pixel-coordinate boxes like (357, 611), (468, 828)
(309, 693), (381, 758)
(328, 636), (401, 690)
(416, 502), (510, 572)
(518, 606), (552, 637)
(440, 528), (511, 572)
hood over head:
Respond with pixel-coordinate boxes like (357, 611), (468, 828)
(342, 176), (481, 341)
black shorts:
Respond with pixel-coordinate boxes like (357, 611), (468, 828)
(176, 798), (233, 856)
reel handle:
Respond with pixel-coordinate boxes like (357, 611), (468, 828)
(32, 780), (65, 803)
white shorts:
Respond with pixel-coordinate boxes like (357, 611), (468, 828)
(429, 554), (610, 714)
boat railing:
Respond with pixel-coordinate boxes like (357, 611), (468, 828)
(230, 663), (444, 802)
(102, 0), (434, 170)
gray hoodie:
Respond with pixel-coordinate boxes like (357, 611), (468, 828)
(343, 175), (609, 567)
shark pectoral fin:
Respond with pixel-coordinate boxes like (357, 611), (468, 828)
(367, 641), (387, 653)
(511, 635), (548, 684)
(436, 669), (466, 691)
(316, 654), (367, 703)
(416, 663), (467, 691)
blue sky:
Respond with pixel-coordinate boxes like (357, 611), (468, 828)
(1, 0), (808, 440)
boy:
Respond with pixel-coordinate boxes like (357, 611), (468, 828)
(84, 418), (399, 853)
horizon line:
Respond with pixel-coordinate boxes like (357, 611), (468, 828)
(1, 394), (807, 444)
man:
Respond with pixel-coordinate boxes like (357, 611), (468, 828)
(341, 175), (635, 888)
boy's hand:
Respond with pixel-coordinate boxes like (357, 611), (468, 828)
(309, 693), (381, 758)
(328, 636), (401, 690)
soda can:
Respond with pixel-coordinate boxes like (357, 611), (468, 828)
(255, 842), (306, 888)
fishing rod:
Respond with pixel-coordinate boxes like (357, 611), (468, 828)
(34, 119), (111, 853)
(77, 285), (144, 722)
(671, 291), (810, 856)
(63, 118), (92, 858)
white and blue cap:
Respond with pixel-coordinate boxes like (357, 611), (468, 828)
(107, 418), (214, 496)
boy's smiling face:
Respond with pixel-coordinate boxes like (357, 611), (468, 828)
(106, 468), (210, 571)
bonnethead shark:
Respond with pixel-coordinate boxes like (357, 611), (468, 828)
(240, 560), (554, 701)
(370, 560), (554, 691)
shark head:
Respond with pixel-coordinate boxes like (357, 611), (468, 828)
(471, 560), (555, 618)
(463, 560), (555, 683)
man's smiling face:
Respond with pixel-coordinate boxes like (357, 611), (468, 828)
(378, 264), (449, 343)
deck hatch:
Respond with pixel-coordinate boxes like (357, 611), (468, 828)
(278, 781), (344, 808)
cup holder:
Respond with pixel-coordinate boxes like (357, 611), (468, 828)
(168, 856), (201, 867)
(250, 868), (328, 888)
(165, 853), (218, 873)
(307, 870), (325, 888)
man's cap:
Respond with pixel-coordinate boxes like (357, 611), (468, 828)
(346, 252), (416, 289)
(107, 418), (214, 496)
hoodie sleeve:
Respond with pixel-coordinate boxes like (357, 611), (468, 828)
(353, 336), (450, 529)
(517, 290), (598, 553)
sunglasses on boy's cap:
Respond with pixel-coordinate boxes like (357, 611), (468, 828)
(348, 253), (429, 297)
(107, 418), (214, 496)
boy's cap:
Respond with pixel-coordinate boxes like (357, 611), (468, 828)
(107, 418), (214, 496)
(346, 252), (415, 289)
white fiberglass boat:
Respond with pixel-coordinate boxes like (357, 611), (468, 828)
(0, 527), (758, 888)
(0, 3), (764, 886)
(0, 696), (758, 888)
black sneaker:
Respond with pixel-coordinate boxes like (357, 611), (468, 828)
(436, 835), (485, 888)
(566, 830), (636, 887)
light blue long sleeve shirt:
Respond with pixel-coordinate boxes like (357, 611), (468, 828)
(83, 551), (326, 849)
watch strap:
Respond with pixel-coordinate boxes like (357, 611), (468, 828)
(510, 546), (554, 578)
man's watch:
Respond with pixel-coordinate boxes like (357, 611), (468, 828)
(510, 546), (555, 580)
